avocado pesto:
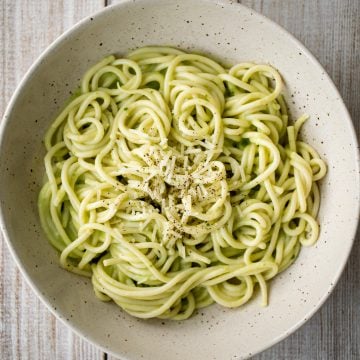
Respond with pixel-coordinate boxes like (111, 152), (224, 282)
(38, 46), (326, 319)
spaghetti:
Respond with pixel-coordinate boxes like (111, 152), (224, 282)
(38, 46), (326, 319)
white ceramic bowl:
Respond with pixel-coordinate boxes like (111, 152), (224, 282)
(1, 0), (359, 359)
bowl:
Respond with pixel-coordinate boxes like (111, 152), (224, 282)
(1, 0), (359, 358)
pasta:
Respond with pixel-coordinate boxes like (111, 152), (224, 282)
(38, 46), (327, 320)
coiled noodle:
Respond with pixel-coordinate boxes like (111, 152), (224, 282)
(38, 46), (327, 319)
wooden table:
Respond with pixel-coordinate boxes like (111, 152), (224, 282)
(1, 1), (359, 359)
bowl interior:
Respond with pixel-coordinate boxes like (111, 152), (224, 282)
(1, 0), (359, 359)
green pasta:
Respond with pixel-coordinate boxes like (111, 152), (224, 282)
(38, 46), (327, 320)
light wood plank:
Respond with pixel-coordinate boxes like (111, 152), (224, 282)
(0, 1), (105, 359)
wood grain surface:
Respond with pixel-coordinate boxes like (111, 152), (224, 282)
(1, 1), (359, 359)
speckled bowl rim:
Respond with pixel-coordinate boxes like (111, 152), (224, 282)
(1, 0), (359, 358)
